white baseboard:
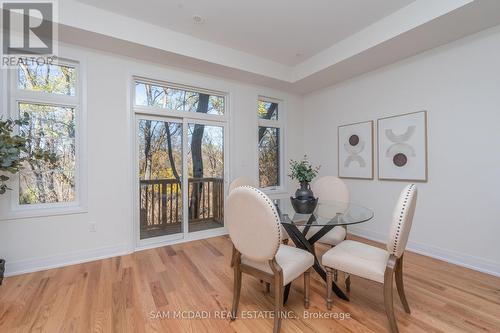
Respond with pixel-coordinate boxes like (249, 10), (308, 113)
(348, 226), (500, 278)
(4, 244), (133, 277)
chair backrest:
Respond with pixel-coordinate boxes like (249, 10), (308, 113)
(387, 184), (418, 258)
(228, 177), (255, 193)
(226, 186), (281, 262)
(311, 176), (349, 204)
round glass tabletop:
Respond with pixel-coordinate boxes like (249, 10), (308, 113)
(276, 199), (374, 227)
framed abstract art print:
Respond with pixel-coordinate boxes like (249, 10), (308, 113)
(377, 111), (428, 181)
(338, 121), (373, 179)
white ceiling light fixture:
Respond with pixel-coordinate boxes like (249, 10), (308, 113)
(192, 15), (204, 24)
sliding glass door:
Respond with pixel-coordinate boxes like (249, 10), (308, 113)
(136, 116), (226, 244)
(187, 122), (225, 232)
(138, 118), (183, 240)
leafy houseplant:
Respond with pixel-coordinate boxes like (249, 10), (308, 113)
(289, 155), (321, 198)
(289, 156), (320, 213)
(0, 113), (57, 284)
(0, 113), (57, 194)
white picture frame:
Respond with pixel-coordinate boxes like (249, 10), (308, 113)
(377, 111), (428, 181)
(338, 121), (374, 179)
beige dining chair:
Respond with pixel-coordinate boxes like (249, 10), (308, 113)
(229, 177), (289, 244)
(322, 184), (417, 333)
(228, 176), (254, 193)
(307, 176), (349, 246)
(298, 176), (349, 280)
(227, 186), (314, 333)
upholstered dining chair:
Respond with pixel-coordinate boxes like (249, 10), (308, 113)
(322, 184), (417, 333)
(228, 176), (254, 193)
(228, 177), (289, 244)
(227, 186), (314, 333)
(307, 176), (350, 246)
(298, 176), (349, 281)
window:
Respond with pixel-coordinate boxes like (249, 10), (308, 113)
(18, 63), (77, 96)
(258, 98), (282, 189)
(135, 81), (225, 115)
(11, 60), (80, 206)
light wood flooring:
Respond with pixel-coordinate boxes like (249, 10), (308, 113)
(0, 235), (499, 332)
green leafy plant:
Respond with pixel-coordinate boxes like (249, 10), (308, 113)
(288, 155), (320, 183)
(0, 113), (57, 194)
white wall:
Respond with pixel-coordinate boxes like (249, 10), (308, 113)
(0, 44), (304, 276)
(303, 26), (500, 276)
(2, 25), (500, 278)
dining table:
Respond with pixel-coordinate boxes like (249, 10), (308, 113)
(275, 199), (374, 302)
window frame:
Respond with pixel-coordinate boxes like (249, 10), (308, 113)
(257, 96), (285, 194)
(2, 56), (87, 219)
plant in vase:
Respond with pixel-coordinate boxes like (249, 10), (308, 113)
(0, 113), (57, 284)
(289, 155), (320, 213)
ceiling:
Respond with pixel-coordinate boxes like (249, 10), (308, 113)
(59, 0), (500, 93)
(75, 0), (415, 66)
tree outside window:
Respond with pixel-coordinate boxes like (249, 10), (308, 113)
(258, 99), (281, 188)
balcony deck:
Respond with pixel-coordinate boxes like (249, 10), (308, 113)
(139, 177), (224, 239)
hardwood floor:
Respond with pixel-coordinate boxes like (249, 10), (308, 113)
(1, 235), (499, 332)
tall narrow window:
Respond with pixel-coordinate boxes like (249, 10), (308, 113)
(258, 98), (282, 189)
(12, 61), (80, 205)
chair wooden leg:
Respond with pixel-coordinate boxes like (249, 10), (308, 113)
(395, 256), (411, 314)
(384, 256), (399, 333)
(326, 267), (333, 310)
(231, 253), (242, 321)
(230, 245), (237, 268)
(269, 259), (283, 333)
(273, 282), (283, 333)
(304, 269), (310, 309)
(345, 273), (351, 293)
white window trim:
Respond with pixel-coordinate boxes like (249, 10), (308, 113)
(0, 52), (88, 220)
(257, 96), (285, 194)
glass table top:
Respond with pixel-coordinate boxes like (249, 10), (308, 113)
(275, 199), (374, 227)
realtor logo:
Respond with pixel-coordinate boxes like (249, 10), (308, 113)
(2, 1), (54, 55)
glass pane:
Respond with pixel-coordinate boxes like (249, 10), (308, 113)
(18, 103), (76, 204)
(135, 82), (224, 115)
(187, 124), (224, 232)
(138, 119), (183, 239)
(18, 63), (76, 96)
(258, 100), (278, 120)
(258, 126), (280, 188)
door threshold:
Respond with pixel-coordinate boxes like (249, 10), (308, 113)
(135, 227), (228, 252)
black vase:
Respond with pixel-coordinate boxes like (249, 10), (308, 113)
(292, 181), (317, 214)
(295, 181), (314, 199)
(290, 197), (318, 214)
(0, 259), (5, 285)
